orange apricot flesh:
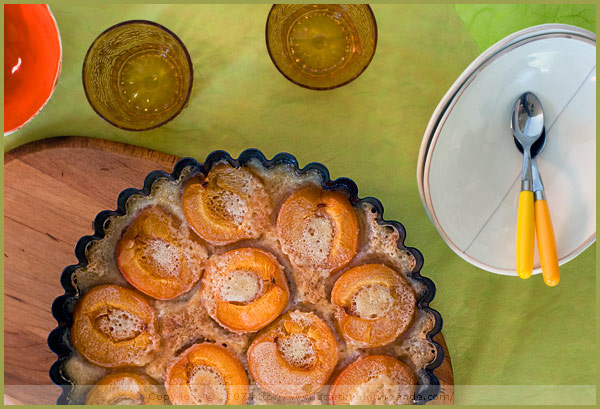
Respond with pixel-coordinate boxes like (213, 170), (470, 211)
(201, 247), (289, 333)
(117, 205), (207, 300)
(85, 372), (165, 405)
(276, 187), (358, 273)
(247, 310), (339, 399)
(165, 343), (249, 405)
(329, 355), (416, 405)
(71, 285), (161, 368)
(331, 264), (416, 348)
(182, 163), (272, 245)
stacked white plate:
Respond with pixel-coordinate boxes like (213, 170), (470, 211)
(418, 24), (596, 275)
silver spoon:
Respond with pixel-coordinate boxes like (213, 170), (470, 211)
(511, 92), (560, 286)
(511, 92), (544, 279)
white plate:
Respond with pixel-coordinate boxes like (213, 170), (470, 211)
(418, 24), (596, 275)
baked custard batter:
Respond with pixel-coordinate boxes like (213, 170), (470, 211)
(65, 160), (436, 405)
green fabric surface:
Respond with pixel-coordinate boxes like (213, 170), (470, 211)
(4, 4), (596, 404)
(453, 3), (596, 51)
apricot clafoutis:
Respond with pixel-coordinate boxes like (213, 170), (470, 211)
(182, 163), (272, 245)
(331, 264), (416, 348)
(71, 285), (161, 368)
(165, 343), (249, 405)
(247, 310), (339, 399)
(62, 158), (437, 405)
(201, 247), (290, 333)
(277, 187), (358, 273)
(117, 206), (207, 300)
(329, 355), (417, 405)
(85, 372), (165, 405)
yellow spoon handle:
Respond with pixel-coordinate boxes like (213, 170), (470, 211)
(535, 199), (560, 286)
(516, 190), (534, 279)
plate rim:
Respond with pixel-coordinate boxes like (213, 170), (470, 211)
(417, 23), (596, 275)
(418, 23), (596, 205)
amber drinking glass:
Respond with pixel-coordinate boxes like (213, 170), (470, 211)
(266, 4), (377, 90)
(82, 20), (193, 131)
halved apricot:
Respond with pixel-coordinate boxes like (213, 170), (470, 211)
(329, 355), (416, 405)
(182, 163), (272, 245)
(71, 285), (161, 368)
(276, 187), (358, 272)
(85, 372), (165, 405)
(165, 343), (249, 405)
(331, 264), (416, 348)
(201, 247), (289, 333)
(247, 310), (339, 399)
(117, 205), (208, 300)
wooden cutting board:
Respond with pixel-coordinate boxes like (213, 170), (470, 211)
(4, 136), (454, 405)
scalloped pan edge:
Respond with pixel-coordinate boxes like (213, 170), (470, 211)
(48, 149), (444, 405)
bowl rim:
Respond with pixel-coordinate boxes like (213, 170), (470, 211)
(265, 4), (378, 91)
(4, 4), (62, 136)
(47, 149), (444, 404)
(416, 23), (596, 275)
(418, 23), (596, 203)
(81, 19), (194, 132)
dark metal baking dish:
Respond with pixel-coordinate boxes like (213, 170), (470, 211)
(48, 149), (444, 404)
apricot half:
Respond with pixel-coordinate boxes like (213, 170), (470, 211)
(276, 187), (358, 272)
(165, 343), (249, 405)
(331, 264), (416, 348)
(201, 247), (289, 333)
(329, 355), (416, 405)
(247, 310), (339, 399)
(71, 285), (161, 368)
(182, 163), (272, 245)
(117, 205), (208, 300)
(85, 372), (165, 405)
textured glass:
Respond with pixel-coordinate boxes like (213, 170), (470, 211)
(266, 4), (377, 90)
(82, 21), (193, 131)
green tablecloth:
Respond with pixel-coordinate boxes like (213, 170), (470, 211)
(5, 4), (596, 404)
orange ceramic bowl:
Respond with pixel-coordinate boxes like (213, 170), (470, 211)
(4, 4), (61, 135)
